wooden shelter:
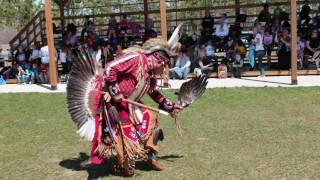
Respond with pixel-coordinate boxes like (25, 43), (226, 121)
(10, 0), (320, 88)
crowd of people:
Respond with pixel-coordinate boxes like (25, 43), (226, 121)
(170, 0), (320, 79)
(1, 0), (320, 84)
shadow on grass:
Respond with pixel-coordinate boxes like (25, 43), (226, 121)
(59, 153), (184, 179)
(59, 152), (112, 180)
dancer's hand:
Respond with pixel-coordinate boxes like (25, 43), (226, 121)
(113, 94), (124, 103)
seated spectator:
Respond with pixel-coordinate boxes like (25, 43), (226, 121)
(297, 34), (305, 69)
(81, 16), (93, 42)
(144, 15), (157, 42)
(263, 29), (273, 68)
(194, 46), (215, 76)
(66, 23), (78, 47)
(38, 64), (48, 84)
(234, 40), (247, 60)
(115, 44), (124, 57)
(254, 19), (262, 32)
(225, 37), (235, 61)
(310, 50), (320, 71)
(253, 27), (265, 77)
(108, 15), (119, 39)
(273, 5), (282, 20)
(258, 3), (272, 27)
(99, 41), (114, 67)
(231, 53), (244, 78)
(30, 63), (39, 84)
(169, 48), (191, 80)
(213, 14), (229, 50)
(119, 14), (129, 33)
(275, 29), (291, 70)
(298, 0), (311, 26)
(204, 41), (217, 67)
(59, 47), (67, 75)
(272, 18), (281, 35)
(306, 29), (320, 57)
(15, 47), (27, 68)
(16, 65), (26, 84)
(201, 10), (214, 40)
(129, 17), (141, 37)
(0, 49), (4, 68)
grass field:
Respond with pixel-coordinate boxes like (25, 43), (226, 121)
(1, 88), (320, 180)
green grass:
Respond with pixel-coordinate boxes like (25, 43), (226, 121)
(1, 88), (320, 179)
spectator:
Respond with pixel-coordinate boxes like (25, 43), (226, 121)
(66, 23), (78, 47)
(115, 44), (124, 57)
(253, 27), (265, 77)
(311, 50), (320, 71)
(30, 63), (39, 84)
(263, 29), (273, 68)
(144, 15), (157, 42)
(0, 49), (4, 68)
(40, 45), (58, 83)
(204, 41), (216, 67)
(29, 43), (41, 66)
(299, 0), (311, 26)
(234, 40), (247, 60)
(129, 17), (141, 37)
(81, 16), (93, 42)
(59, 47), (67, 75)
(258, 3), (272, 26)
(108, 15), (119, 39)
(231, 53), (244, 78)
(170, 48), (191, 80)
(201, 10), (214, 43)
(273, 5), (282, 20)
(201, 10), (214, 32)
(38, 64), (48, 84)
(225, 37), (235, 61)
(297, 34), (305, 69)
(194, 45), (215, 76)
(213, 14), (229, 50)
(119, 14), (129, 33)
(276, 29), (291, 70)
(306, 29), (320, 57)
(272, 18), (281, 35)
(248, 40), (255, 69)
(15, 47), (27, 68)
(16, 65), (26, 84)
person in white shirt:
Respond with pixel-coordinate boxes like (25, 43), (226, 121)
(170, 48), (191, 79)
(29, 43), (41, 65)
(214, 14), (229, 50)
(59, 47), (67, 75)
(253, 27), (265, 76)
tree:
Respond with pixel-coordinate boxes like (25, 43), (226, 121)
(0, 0), (40, 29)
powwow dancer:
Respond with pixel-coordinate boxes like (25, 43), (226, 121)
(66, 24), (208, 176)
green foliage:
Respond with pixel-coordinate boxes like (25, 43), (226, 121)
(0, 0), (40, 29)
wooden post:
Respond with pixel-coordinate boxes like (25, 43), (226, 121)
(235, 0), (240, 17)
(160, 0), (169, 87)
(143, 0), (148, 28)
(290, 0), (298, 85)
(160, 0), (167, 41)
(45, 0), (58, 90)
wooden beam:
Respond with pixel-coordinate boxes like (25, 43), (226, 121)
(45, 0), (58, 90)
(159, 0), (169, 87)
(143, 0), (148, 28)
(290, 0), (298, 85)
(235, 0), (240, 17)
